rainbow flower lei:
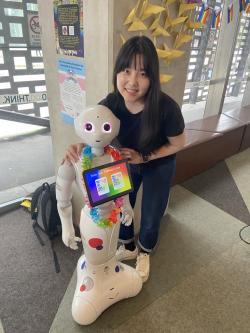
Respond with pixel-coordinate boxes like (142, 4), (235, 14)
(81, 145), (123, 228)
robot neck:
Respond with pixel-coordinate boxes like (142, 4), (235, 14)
(92, 147), (104, 157)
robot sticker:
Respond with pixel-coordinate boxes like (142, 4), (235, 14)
(88, 238), (103, 251)
(80, 277), (94, 292)
(81, 260), (86, 270)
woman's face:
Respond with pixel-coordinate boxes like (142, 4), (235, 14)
(116, 54), (150, 106)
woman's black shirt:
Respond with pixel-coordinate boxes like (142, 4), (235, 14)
(99, 91), (185, 165)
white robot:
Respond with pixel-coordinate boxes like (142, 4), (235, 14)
(56, 105), (142, 325)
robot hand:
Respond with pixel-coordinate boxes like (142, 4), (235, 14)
(120, 194), (134, 226)
(120, 205), (134, 226)
(62, 226), (82, 250)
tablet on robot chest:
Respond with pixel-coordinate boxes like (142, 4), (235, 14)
(82, 159), (133, 207)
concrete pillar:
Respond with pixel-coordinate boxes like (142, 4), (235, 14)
(38, 0), (114, 168)
(204, 0), (241, 117)
(242, 77), (250, 107)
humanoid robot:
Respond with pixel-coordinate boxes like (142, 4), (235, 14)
(56, 105), (142, 325)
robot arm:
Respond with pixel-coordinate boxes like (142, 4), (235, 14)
(56, 161), (81, 250)
(120, 195), (134, 226)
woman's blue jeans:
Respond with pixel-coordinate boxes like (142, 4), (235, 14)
(119, 156), (176, 252)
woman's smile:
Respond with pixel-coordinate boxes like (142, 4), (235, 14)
(125, 87), (139, 95)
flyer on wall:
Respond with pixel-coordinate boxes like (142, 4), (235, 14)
(58, 58), (86, 124)
(27, 13), (41, 47)
(54, 0), (84, 57)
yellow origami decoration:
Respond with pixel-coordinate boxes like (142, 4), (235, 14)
(156, 47), (172, 58)
(156, 44), (185, 61)
(165, 50), (185, 62)
(179, 3), (197, 16)
(148, 13), (170, 37)
(151, 25), (170, 37)
(164, 16), (171, 29)
(122, 0), (197, 85)
(138, 0), (148, 18)
(160, 74), (173, 83)
(164, 0), (177, 6)
(140, 1), (166, 20)
(120, 33), (126, 45)
(186, 20), (203, 29)
(148, 15), (161, 30)
(164, 44), (185, 61)
(174, 33), (193, 48)
(128, 17), (147, 31)
(169, 16), (188, 27)
(123, 0), (141, 25)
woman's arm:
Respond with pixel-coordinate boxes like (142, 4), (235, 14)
(63, 143), (85, 163)
(149, 131), (186, 161)
(120, 131), (186, 164)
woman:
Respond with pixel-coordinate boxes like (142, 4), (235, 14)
(65, 36), (185, 282)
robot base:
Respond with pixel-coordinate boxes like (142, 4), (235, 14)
(71, 255), (142, 325)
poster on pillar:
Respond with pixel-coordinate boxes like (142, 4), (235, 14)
(58, 58), (86, 124)
(54, 0), (84, 57)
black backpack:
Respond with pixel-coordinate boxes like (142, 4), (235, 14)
(31, 182), (61, 273)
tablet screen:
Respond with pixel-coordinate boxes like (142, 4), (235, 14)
(82, 159), (133, 207)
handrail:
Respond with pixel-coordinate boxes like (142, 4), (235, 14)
(0, 109), (50, 128)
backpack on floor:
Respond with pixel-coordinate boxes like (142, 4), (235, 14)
(31, 182), (61, 273)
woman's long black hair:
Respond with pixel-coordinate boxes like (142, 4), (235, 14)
(113, 36), (161, 154)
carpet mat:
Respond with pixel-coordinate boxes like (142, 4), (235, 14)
(0, 208), (81, 333)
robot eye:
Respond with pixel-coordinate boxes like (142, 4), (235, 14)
(102, 122), (112, 133)
(84, 122), (94, 132)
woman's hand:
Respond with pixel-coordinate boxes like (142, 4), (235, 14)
(62, 143), (85, 164)
(120, 148), (142, 164)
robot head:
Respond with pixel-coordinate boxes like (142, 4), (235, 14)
(74, 105), (120, 148)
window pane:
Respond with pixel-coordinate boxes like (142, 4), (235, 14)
(32, 62), (44, 69)
(17, 103), (34, 110)
(14, 56), (26, 69)
(223, 11), (250, 112)
(40, 106), (49, 118)
(9, 43), (27, 48)
(4, 8), (24, 17)
(35, 85), (46, 92)
(0, 36), (4, 44)
(18, 87), (30, 94)
(13, 74), (45, 82)
(0, 82), (11, 89)
(0, 70), (9, 77)
(9, 23), (23, 37)
(182, 1), (223, 123)
(26, 3), (38, 11)
(0, 50), (4, 64)
(31, 50), (43, 57)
